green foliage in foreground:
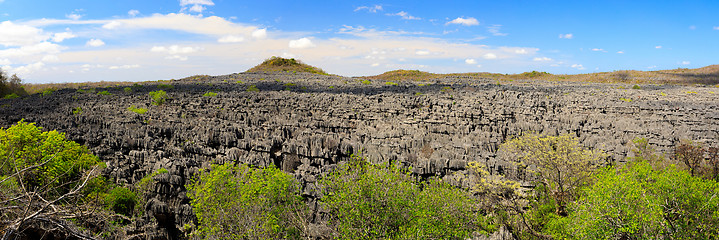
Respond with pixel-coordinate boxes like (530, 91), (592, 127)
(0, 120), (101, 194)
(187, 163), (307, 239)
(149, 90), (167, 105)
(320, 156), (494, 239)
(560, 161), (719, 239)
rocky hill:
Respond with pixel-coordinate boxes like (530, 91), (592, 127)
(1, 69), (718, 238)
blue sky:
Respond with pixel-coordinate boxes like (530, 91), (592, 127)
(0, 0), (717, 83)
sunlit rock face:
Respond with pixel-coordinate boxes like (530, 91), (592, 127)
(2, 72), (717, 239)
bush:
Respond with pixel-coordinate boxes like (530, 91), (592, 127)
(320, 155), (492, 239)
(106, 186), (137, 216)
(73, 107), (83, 115)
(127, 105), (147, 114)
(246, 85), (260, 92)
(499, 134), (605, 216)
(149, 90), (167, 105)
(187, 163), (307, 239)
(123, 87), (132, 93)
(563, 161), (719, 239)
(202, 91), (218, 97)
(97, 90), (112, 95)
(0, 120), (101, 194)
(0, 70), (28, 98)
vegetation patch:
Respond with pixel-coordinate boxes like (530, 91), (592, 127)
(202, 91), (218, 97)
(127, 105), (148, 114)
(149, 90), (168, 105)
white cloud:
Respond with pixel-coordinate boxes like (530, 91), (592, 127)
(533, 57), (552, 62)
(415, 50), (430, 55)
(102, 21), (122, 29)
(655, 45), (662, 49)
(487, 24), (507, 36)
(483, 53), (497, 59)
(109, 64), (140, 70)
(447, 17), (479, 26)
(571, 64), (585, 70)
(151, 45), (201, 54)
(218, 35), (244, 43)
(0, 42), (64, 58)
(514, 49), (528, 54)
(51, 31), (76, 42)
(465, 58), (477, 64)
(165, 55), (189, 61)
(371, 63), (380, 67)
(41, 55), (59, 62)
(0, 58), (11, 65)
(252, 28), (267, 39)
(289, 37), (315, 49)
(680, 61), (690, 65)
(66, 13), (83, 20)
(647, 65), (657, 69)
(189, 5), (206, 12)
(388, 11), (421, 20)
(714, 26), (719, 30)
(181, 0), (214, 13)
(591, 48), (605, 52)
(559, 33), (573, 39)
(617, 50), (624, 54)
(86, 39), (105, 47)
(0, 21), (48, 47)
(128, 10), (140, 17)
(12, 62), (45, 75)
(355, 5), (383, 13)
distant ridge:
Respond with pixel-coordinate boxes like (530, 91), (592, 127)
(363, 65), (719, 85)
(246, 56), (329, 75)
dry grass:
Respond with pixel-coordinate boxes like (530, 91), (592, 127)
(23, 81), (139, 95)
(363, 65), (719, 85)
(246, 56), (329, 75)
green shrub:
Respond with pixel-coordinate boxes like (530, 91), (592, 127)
(620, 97), (633, 102)
(320, 155), (492, 239)
(97, 90), (112, 95)
(73, 107), (83, 115)
(106, 186), (137, 216)
(123, 87), (132, 93)
(3, 93), (19, 99)
(0, 120), (101, 195)
(127, 105), (147, 114)
(361, 79), (371, 85)
(187, 163), (307, 239)
(246, 85), (260, 92)
(632, 84), (641, 89)
(385, 81), (398, 86)
(149, 90), (167, 105)
(202, 91), (218, 97)
(561, 161), (719, 239)
(41, 88), (55, 96)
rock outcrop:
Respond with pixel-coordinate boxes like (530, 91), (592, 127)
(1, 72), (717, 238)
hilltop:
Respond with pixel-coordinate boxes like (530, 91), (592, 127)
(245, 56), (329, 75)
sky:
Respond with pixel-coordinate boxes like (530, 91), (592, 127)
(0, 0), (718, 83)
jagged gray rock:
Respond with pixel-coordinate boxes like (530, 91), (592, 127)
(1, 71), (718, 239)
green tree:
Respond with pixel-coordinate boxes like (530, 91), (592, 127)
(0, 120), (104, 237)
(499, 134), (605, 216)
(565, 161), (719, 239)
(187, 163), (308, 239)
(321, 155), (492, 239)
